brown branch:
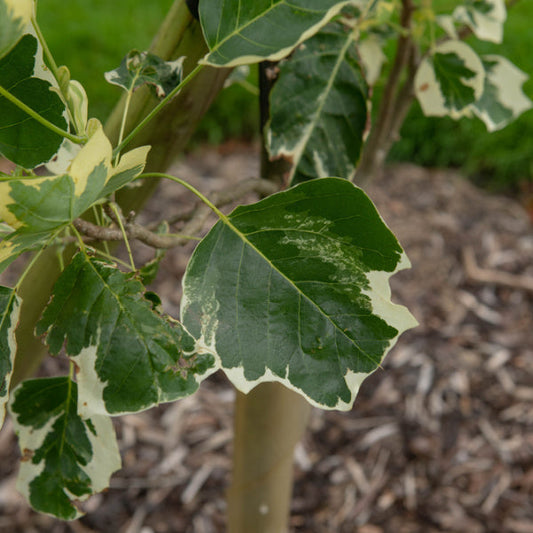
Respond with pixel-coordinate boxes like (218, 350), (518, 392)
(462, 246), (533, 294)
(74, 177), (279, 249)
(355, 0), (415, 185)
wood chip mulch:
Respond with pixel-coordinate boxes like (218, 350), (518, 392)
(0, 150), (531, 533)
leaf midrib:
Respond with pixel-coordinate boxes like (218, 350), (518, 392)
(219, 212), (384, 368)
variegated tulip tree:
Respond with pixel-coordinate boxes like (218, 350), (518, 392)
(0, 0), (530, 530)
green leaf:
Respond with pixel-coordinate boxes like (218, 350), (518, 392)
(0, 124), (149, 234)
(9, 377), (121, 520)
(0, 286), (20, 427)
(473, 55), (532, 132)
(267, 23), (368, 185)
(414, 41), (484, 119)
(181, 178), (417, 410)
(105, 50), (184, 98)
(453, 0), (506, 44)
(0, 0), (33, 59)
(0, 229), (51, 274)
(199, 0), (355, 67)
(37, 252), (215, 415)
(0, 33), (67, 168)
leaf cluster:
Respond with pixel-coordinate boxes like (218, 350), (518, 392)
(0, 0), (529, 520)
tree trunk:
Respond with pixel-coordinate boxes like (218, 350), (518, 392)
(227, 383), (311, 533)
(226, 62), (311, 533)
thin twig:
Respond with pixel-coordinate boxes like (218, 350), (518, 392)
(355, 0), (415, 184)
(462, 246), (533, 294)
(73, 177), (279, 249)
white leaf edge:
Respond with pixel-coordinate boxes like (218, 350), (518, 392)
(358, 34), (387, 86)
(182, 225), (418, 412)
(473, 54), (533, 132)
(200, 1), (355, 67)
(414, 40), (485, 119)
(0, 290), (20, 427)
(453, 0), (506, 44)
(266, 31), (361, 183)
(0, 0), (34, 58)
(9, 381), (121, 520)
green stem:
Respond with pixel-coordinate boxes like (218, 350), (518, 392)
(115, 88), (134, 164)
(113, 63), (204, 155)
(31, 17), (82, 134)
(91, 249), (134, 271)
(31, 16), (60, 81)
(14, 231), (61, 290)
(108, 203), (136, 270)
(0, 85), (87, 145)
(141, 172), (226, 220)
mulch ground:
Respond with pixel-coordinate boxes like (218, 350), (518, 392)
(0, 146), (532, 533)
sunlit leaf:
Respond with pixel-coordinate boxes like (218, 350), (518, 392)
(105, 50), (184, 98)
(267, 24), (368, 185)
(415, 40), (484, 119)
(0, 0), (33, 59)
(37, 252), (215, 416)
(0, 124), (149, 234)
(9, 377), (121, 520)
(473, 55), (532, 132)
(199, 0), (356, 67)
(453, 0), (506, 44)
(181, 178), (417, 410)
(0, 33), (67, 168)
(0, 229), (51, 274)
(358, 34), (387, 86)
(0, 286), (20, 427)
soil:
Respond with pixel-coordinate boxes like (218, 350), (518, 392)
(0, 145), (532, 533)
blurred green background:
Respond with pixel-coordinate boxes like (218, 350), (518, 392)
(37, 0), (532, 192)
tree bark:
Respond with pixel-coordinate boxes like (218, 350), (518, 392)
(226, 61), (311, 533)
(227, 383), (311, 533)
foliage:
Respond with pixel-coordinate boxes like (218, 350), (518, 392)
(389, 0), (533, 190)
(0, 0), (530, 520)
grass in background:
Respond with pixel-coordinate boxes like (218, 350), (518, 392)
(37, 0), (174, 121)
(36, 0), (259, 145)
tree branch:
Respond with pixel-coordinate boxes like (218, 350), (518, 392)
(355, 0), (415, 185)
(73, 177), (279, 249)
(462, 246), (533, 294)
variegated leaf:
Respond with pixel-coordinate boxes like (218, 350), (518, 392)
(358, 34), (387, 86)
(0, 286), (20, 428)
(453, 0), (506, 44)
(9, 377), (121, 520)
(0, 0), (33, 59)
(105, 50), (184, 98)
(267, 24), (368, 185)
(0, 33), (67, 168)
(181, 178), (417, 410)
(473, 55), (532, 132)
(199, 0), (356, 67)
(0, 229), (52, 274)
(0, 123), (149, 234)
(36, 252), (215, 416)
(415, 40), (484, 119)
